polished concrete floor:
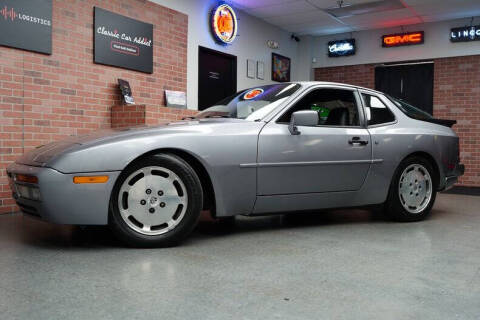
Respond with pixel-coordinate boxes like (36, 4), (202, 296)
(0, 193), (479, 320)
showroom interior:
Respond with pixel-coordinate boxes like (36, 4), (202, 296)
(0, 0), (480, 319)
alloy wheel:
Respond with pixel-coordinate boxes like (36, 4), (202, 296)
(398, 164), (432, 214)
(118, 166), (188, 235)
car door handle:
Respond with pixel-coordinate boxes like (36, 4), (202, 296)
(348, 137), (369, 145)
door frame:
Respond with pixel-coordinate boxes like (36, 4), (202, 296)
(266, 83), (367, 127)
(256, 84), (372, 196)
(374, 60), (434, 114)
(198, 46), (237, 109)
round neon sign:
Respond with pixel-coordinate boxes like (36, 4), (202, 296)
(211, 4), (238, 45)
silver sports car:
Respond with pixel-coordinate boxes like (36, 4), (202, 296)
(7, 82), (464, 247)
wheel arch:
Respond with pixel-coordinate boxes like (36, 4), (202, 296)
(400, 151), (441, 187)
(382, 150), (440, 221)
(120, 148), (217, 215)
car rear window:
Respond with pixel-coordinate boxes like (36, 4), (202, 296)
(362, 94), (395, 126)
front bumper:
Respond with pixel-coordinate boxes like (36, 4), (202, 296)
(6, 163), (121, 225)
(441, 163), (465, 191)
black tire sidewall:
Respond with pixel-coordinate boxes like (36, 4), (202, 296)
(109, 153), (203, 247)
(386, 156), (437, 222)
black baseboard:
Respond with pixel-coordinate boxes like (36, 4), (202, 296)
(442, 186), (480, 196)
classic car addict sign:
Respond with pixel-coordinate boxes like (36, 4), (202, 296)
(94, 7), (153, 73)
(328, 39), (356, 57)
(450, 26), (480, 42)
(0, 0), (52, 54)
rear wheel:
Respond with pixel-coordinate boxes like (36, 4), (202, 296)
(385, 156), (437, 222)
(110, 154), (203, 247)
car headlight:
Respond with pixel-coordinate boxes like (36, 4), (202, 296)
(15, 184), (41, 201)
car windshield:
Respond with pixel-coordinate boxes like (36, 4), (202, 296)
(195, 83), (301, 120)
(388, 95), (433, 120)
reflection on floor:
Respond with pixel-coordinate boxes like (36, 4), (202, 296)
(0, 193), (479, 320)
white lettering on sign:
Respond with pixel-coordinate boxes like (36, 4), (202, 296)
(133, 37), (152, 47)
(18, 13), (51, 26)
(96, 26), (152, 47)
(329, 42), (354, 53)
(97, 26), (120, 39)
(450, 26), (480, 42)
(327, 39), (356, 57)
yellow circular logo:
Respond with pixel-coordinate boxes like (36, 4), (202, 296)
(212, 4), (237, 45)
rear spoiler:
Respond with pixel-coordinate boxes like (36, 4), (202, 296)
(421, 118), (457, 128)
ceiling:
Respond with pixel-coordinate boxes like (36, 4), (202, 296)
(228, 0), (480, 36)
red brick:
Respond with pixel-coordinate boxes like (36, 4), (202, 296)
(60, 88), (76, 96)
(23, 70), (42, 78)
(33, 78), (50, 85)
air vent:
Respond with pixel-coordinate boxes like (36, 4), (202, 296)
(325, 0), (405, 18)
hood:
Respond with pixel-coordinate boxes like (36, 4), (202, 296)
(71, 118), (246, 145)
(15, 119), (245, 166)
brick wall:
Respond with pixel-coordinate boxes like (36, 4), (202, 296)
(434, 56), (480, 187)
(314, 55), (480, 187)
(0, 0), (188, 213)
(314, 64), (375, 89)
(111, 104), (197, 128)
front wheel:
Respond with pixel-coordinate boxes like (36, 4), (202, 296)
(109, 154), (203, 247)
(385, 156), (437, 222)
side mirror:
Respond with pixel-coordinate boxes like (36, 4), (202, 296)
(288, 110), (319, 135)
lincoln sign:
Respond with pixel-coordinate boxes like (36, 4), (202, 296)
(450, 26), (480, 42)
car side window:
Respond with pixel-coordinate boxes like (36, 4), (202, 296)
(277, 88), (360, 127)
(362, 94), (395, 126)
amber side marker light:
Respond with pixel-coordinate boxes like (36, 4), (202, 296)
(16, 174), (39, 184)
(73, 176), (109, 184)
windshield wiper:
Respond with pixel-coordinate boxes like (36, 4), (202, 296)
(181, 116), (197, 120)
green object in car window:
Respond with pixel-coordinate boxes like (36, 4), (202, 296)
(311, 105), (330, 120)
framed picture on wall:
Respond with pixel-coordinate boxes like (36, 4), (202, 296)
(257, 61), (265, 80)
(272, 53), (290, 82)
(247, 59), (255, 78)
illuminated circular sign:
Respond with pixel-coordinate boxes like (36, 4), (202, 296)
(211, 4), (238, 45)
(243, 88), (264, 100)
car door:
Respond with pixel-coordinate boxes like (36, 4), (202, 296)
(257, 85), (372, 195)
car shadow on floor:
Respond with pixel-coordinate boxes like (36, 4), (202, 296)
(193, 208), (386, 237)
(14, 207), (447, 249)
(16, 220), (121, 249)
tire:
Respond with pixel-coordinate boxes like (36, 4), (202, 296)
(109, 153), (203, 247)
(385, 156), (438, 222)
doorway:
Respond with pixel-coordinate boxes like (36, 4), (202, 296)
(198, 46), (237, 110)
(375, 62), (434, 114)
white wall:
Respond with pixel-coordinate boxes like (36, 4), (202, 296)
(294, 35), (315, 81)
(304, 18), (480, 71)
(150, 0), (303, 109)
